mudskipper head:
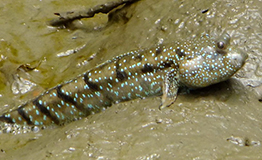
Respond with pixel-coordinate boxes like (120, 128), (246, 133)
(178, 33), (247, 88)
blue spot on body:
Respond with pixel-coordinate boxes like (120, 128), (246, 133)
(34, 121), (39, 125)
(87, 104), (93, 108)
(55, 112), (60, 119)
(84, 84), (89, 90)
(36, 110), (40, 115)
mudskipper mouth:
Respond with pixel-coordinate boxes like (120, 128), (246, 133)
(229, 49), (248, 69)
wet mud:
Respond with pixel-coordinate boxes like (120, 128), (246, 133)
(0, 0), (261, 159)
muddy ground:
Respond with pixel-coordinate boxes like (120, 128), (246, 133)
(0, 0), (261, 159)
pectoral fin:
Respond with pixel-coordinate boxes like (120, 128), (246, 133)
(159, 68), (180, 110)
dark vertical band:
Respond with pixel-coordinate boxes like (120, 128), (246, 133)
(56, 85), (86, 113)
(115, 59), (128, 82)
(83, 73), (100, 91)
(33, 99), (60, 125)
(0, 115), (14, 124)
(17, 107), (33, 125)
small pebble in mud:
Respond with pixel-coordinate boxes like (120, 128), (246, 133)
(227, 136), (261, 147)
(155, 118), (163, 124)
(201, 9), (209, 14)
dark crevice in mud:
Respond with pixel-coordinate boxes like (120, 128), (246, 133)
(48, 0), (140, 28)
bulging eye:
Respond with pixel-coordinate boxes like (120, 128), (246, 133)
(216, 33), (230, 50)
(217, 41), (226, 49)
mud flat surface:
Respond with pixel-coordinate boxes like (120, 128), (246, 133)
(0, 0), (261, 159)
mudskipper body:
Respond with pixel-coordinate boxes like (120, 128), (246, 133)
(0, 33), (247, 133)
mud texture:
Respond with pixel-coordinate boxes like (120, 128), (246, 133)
(0, 0), (261, 159)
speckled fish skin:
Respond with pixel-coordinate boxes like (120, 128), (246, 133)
(0, 33), (247, 127)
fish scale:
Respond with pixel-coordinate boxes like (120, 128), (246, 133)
(0, 33), (247, 132)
